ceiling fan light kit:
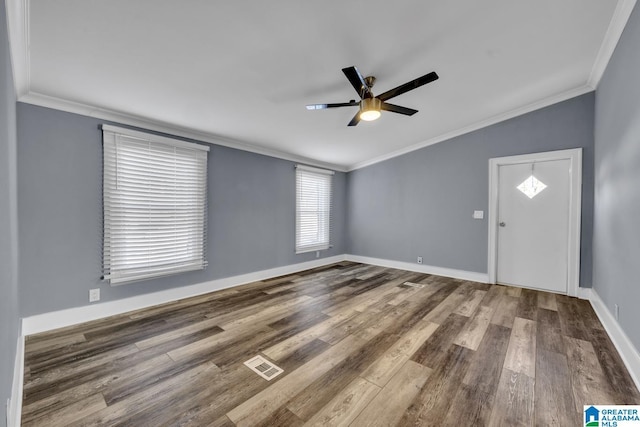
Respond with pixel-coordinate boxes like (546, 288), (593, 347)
(306, 66), (439, 126)
(359, 97), (381, 121)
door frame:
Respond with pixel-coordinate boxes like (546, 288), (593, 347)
(487, 148), (582, 296)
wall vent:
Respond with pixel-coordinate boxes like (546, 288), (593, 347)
(243, 355), (284, 381)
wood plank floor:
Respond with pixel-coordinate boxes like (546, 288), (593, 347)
(21, 262), (640, 426)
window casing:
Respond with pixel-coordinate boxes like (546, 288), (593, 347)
(102, 125), (209, 285)
(295, 165), (333, 253)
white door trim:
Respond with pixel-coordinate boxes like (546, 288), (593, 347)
(487, 148), (582, 296)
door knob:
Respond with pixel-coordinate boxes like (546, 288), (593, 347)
(499, 222), (506, 227)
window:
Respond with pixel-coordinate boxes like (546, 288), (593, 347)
(102, 125), (209, 284)
(295, 165), (333, 253)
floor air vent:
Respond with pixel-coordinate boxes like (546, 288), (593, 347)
(243, 355), (284, 381)
(403, 282), (425, 288)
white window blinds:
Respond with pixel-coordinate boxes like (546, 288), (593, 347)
(296, 165), (333, 253)
(102, 125), (209, 285)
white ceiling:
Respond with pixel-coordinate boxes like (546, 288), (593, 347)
(8, 0), (634, 170)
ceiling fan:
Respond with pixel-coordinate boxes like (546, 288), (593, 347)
(306, 66), (439, 126)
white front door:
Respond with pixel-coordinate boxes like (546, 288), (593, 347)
(496, 159), (571, 293)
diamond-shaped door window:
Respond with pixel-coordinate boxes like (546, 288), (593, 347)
(517, 175), (547, 199)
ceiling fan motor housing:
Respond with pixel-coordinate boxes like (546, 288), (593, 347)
(364, 76), (376, 91)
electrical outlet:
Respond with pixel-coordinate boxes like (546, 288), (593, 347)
(615, 304), (619, 321)
(89, 288), (100, 303)
(316, 250), (320, 258)
(417, 256), (423, 264)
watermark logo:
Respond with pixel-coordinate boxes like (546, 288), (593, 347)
(585, 406), (599, 427)
(584, 406), (640, 426)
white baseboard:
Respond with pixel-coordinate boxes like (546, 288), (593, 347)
(21, 254), (488, 335)
(8, 335), (24, 427)
(577, 287), (592, 300)
(588, 288), (640, 392)
(22, 255), (346, 335)
(344, 254), (489, 283)
(17, 255), (637, 421)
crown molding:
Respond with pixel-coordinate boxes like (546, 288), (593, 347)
(588, 0), (638, 88)
(19, 91), (348, 172)
(5, 0), (30, 97)
(6, 0), (346, 172)
(7, 0), (632, 174)
(346, 84), (593, 171)
(19, 84), (593, 175)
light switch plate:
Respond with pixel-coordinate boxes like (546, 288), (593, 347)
(473, 210), (484, 219)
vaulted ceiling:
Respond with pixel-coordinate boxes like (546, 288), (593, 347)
(7, 0), (636, 170)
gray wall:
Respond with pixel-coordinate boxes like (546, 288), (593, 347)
(593, 2), (640, 349)
(1, 0), (20, 424)
(17, 104), (347, 316)
(347, 93), (594, 288)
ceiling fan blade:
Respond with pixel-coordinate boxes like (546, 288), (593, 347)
(380, 102), (418, 116)
(377, 71), (439, 102)
(342, 66), (372, 99)
(306, 101), (358, 110)
(347, 112), (361, 127)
